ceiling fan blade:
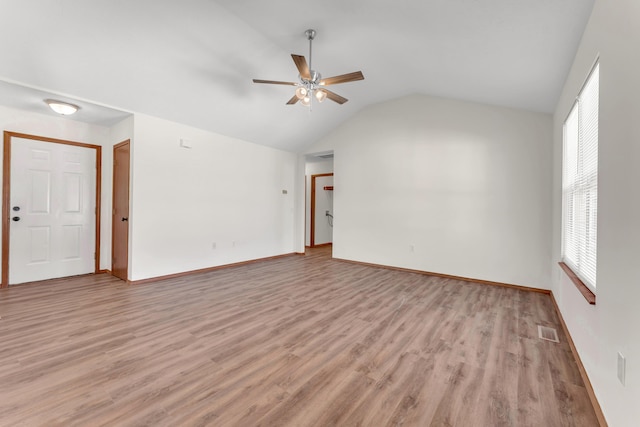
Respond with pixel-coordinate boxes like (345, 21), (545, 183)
(291, 54), (311, 80)
(322, 89), (348, 104)
(320, 71), (364, 86)
(253, 79), (297, 86)
(286, 95), (299, 105)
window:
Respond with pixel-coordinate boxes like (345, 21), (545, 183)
(562, 61), (599, 294)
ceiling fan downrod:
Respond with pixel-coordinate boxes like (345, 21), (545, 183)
(306, 29), (316, 74)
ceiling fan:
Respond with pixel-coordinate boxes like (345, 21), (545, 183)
(253, 29), (364, 106)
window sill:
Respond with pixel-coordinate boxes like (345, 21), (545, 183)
(558, 262), (596, 305)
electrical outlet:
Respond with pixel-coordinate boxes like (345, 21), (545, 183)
(618, 352), (626, 386)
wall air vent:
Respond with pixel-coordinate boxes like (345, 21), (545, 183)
(537, 325), (560, 343)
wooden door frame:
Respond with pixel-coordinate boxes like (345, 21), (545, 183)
(1, 131), (102, 288)
(111, 139), (130, 282)
(310, 173), (333, 248)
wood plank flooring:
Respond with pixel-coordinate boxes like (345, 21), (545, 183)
(0, 247), (600, 426)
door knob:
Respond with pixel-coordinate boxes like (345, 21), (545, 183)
(121, 217), (128, 222)
(12, 216), (20, 222)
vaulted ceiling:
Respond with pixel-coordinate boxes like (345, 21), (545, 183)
(0, 0), (595, 152)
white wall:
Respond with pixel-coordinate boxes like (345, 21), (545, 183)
(129, 113), (297, 281)
(0, 105), (116, 279)
(307, 94), (553, 289)
(551, 0), (640, 424)
(293, 155), (306, 254)
(304, 158), (334, 246)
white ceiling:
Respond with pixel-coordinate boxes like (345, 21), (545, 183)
(0, 0), (594, 152)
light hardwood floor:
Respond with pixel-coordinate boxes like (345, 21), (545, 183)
(0, 247), (599, 426)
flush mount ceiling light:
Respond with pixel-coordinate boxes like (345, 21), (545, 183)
(45, 99), (79, 115)
(253, 29), (364, 107)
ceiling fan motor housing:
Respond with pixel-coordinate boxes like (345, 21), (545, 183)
(301, 70), (321, 85)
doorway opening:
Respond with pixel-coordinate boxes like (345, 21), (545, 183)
(305, 151), (334, 250)
(310, 173), (333, 247)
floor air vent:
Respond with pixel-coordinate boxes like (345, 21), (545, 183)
(538, 325), (560, 343)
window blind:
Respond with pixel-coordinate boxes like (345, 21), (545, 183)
(562, 62), (599, 292)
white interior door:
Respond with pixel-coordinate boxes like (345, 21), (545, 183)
(9, 137), (96, 285)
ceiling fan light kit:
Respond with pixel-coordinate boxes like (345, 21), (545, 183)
(253, 29), (364, 107)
